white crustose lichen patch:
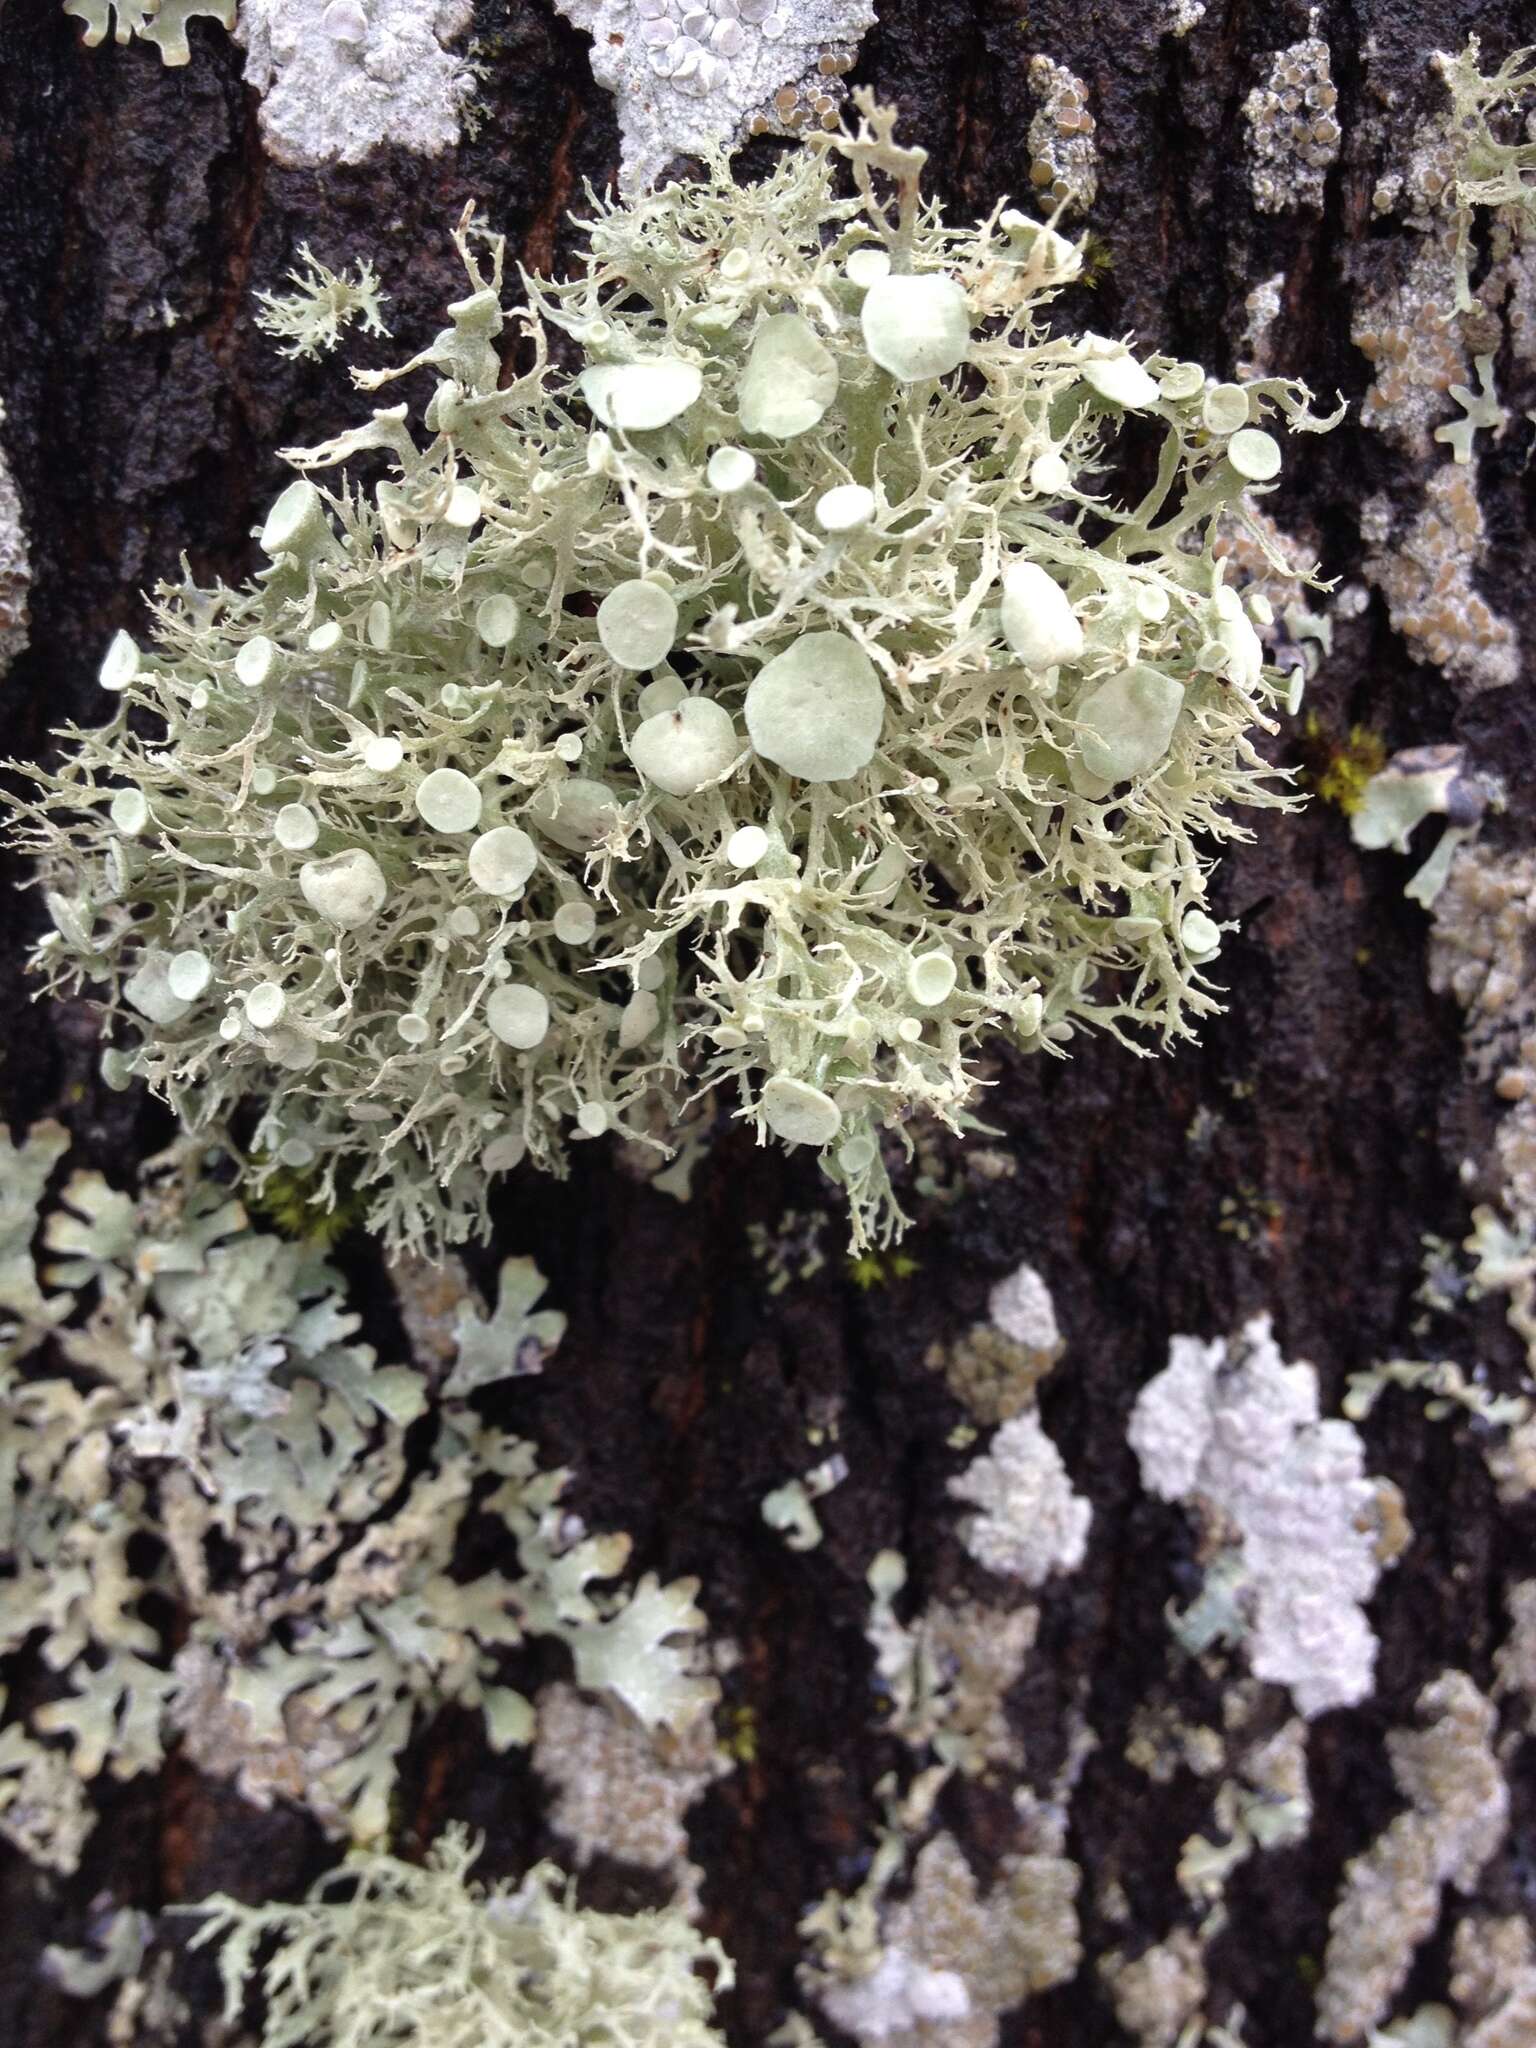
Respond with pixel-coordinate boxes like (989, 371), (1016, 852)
(1129, 1314), (1405, 1716)
(0, 406), (28, 681)
(948, 1409), (1091, 1588)
(236, 0), (474, 168)
(558, 0), (875, 191)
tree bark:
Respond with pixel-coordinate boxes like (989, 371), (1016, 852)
(2, 2), (1536, 2044)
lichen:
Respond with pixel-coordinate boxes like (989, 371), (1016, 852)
(803, 1825), (1079, 2048)
(43, 1908), (153, 1999)
(1425, 843), (1536, 1500)
(1350, 743), (1489, 906)
(532, 1682), (730, 1911)
(1361, 470), (1518, 693)
(1432, 38), (1536, 314)
(1177, 1713), (1311, 1903)
(1129, 1314), (1404, 1716)
(61, 0), (235, 64)
(947, 1408), (1091, 1587)
(1433, 353), (1507, 463)
(1243, 33), (1341, 214)
(253, 246), (392, 362)
(0, 404), (29, 681)
(1492, 1578), (1536, 1726)
(10, 96), (1338, 1257)
(922, 1279), (1062, 1423)
(0, 1121), (713, 1864)
(762, 1451), (847, 1549)
(864, 1550), (1035, 1777)
(188, 1821), (735, 2047)
(235, 0), (474, 169)
(1451, 1913), (1536, 2048)
(557, 0), (874, 192)
(1100, 1929), (1207, 2048)
(1317, 1673), (1508, 2043)
(1025, 56), (1099, 215)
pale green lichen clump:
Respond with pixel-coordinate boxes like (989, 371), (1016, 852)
(189, 1822), (733, 2048)
(12, 95), (1337, 1254)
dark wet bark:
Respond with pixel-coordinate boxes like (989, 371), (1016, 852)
(2, 2), (1536, 2043)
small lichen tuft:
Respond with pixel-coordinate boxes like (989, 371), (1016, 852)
(187, 1822), (735, 2046)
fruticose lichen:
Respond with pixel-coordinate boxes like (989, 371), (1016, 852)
(189, 1821), (735, 2047)
(1128, 1314), (1406, 1716)
(0, 1119), (713, 1863)
(253, 246), (392, 362)
(1432, 38), (1536, 315)
(12, 95), (1338, 1256)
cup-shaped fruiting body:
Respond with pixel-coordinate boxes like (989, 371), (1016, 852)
(260, 479), (334, 560)
(578, 360), (702, 432)
(468, 826), (539, 898)
(476, 594), (521, 647)
(1227, 427), (1282, 481)
(860, 273), (971, 381)
(745, 633), (885, 781)
(597, 581), (679, 670)
(527, 778), (622, 852)
(274, 803), (319, 851)
(99, 630), (141, 693)
(1079, 347), (1161, 410)
(167, 949), (212, 1000)
(298, 848), (389, 928)
(1000, 561), (1085, 669)
(815, 484), (875, 533)
(1075, 666), (1186, 783)
(125, 952), (193, 1025)
(907, 950), (958, 1007)
(761, 1074), (842, 1146)
(737, 314), (838, 438)
(415, 769), (483, 834)
(628, 698), (740, 796)
(486, 983), (551, 1048)
(707, 446), (757, 493)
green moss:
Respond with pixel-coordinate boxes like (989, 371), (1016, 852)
(246, 1156), (368, 1248)
(1304, 715), (1388, 814)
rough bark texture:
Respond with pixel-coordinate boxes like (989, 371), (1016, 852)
(2, 2), (1535, 2045)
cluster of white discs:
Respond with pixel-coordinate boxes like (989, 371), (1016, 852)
(626, 0), (785, 93)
